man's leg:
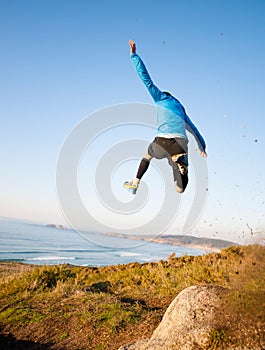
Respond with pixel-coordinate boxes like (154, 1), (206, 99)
(135, 153), (152, 182)
(124, 137), (167, 194)
(124, 153), (152, 194)
(168, 138), (189, 193)
(169, 155), (189, 193)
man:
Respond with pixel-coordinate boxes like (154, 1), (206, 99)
(124, 40), (207, 195)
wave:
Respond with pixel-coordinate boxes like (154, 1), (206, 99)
(0, 258), (25, 262)
(119, 251), (144, 257)
(118, 251), (167, 263)
(24, 256), (76, 261)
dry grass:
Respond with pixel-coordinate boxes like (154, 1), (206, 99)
(0, 245), (264, 349)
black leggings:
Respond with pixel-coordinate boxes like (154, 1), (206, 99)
(136, 158), (150, 179)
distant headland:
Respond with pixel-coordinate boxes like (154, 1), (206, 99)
(104, 232), (236, 252)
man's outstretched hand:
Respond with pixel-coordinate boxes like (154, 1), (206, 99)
(200, 151), (208, 158)
(129, 39), (136, 54)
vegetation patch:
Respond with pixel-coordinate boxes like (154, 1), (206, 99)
(0, 245), (264, 349)
(208, 328), (228, 349)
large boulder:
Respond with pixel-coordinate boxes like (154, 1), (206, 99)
(118, 285), (226, 350)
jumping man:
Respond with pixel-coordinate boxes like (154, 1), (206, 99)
(124, 40), (207, 194)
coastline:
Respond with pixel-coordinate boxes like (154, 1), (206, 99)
(0, 218), (236, 268)
(104, 232), (236, 253)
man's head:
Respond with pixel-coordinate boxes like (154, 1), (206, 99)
(163, 91), (172, 96)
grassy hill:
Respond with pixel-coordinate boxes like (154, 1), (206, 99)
(0, 245), (264, 349)
(160, 234), (235, 249)
(104, 232), (236, 250)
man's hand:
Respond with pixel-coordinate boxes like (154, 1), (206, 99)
(129, 39), (136, 54)
(200, 151), (208, 158)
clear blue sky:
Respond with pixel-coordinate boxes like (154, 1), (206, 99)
(0, 0), (264, 244)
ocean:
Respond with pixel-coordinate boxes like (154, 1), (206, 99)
(0, 218), (206, 266)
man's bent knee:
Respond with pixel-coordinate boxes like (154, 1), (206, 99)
(143, 153), (152, 161)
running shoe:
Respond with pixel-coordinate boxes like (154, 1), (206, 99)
(123, 181), (138, 195)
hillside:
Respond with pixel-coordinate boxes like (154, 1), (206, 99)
(0, 245), (264, 349)
(104, 232), (236, 251)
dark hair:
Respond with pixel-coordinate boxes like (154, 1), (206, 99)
(163, 91), (172, 96)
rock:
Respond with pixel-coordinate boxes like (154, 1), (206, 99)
(46, 224), (67, 229)
(118, 340), (149, 350)
(118, 285), (226, 350)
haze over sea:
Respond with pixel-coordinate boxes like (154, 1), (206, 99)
(0, 218), (206, 267)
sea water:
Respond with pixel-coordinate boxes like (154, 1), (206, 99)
(0, 218), (206, 266)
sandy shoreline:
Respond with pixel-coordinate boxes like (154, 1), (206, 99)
(103, 232), (232, 253)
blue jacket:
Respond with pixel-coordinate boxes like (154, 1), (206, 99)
(131, 53), (206, 151)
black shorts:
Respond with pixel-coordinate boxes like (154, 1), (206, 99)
(147, 137), (189, 191)
(148, 137), (188, 160)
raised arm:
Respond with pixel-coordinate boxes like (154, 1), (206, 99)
(129, 40), (163, 102)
